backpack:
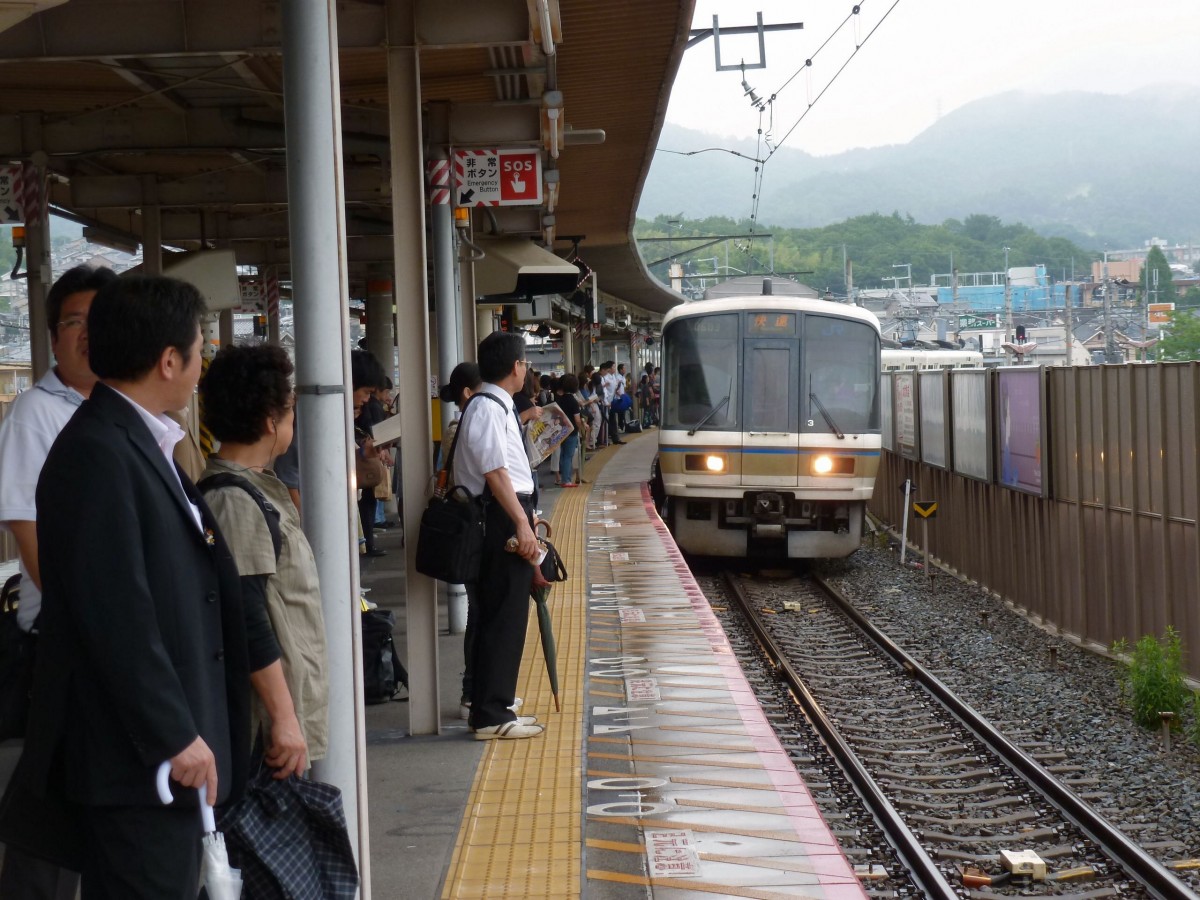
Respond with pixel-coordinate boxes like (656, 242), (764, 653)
(361, 607), (407, 703)
(197, 472), (283, 561)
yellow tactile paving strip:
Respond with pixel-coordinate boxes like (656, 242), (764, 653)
(443, 438), (868, 899)
(440, 456), (596, 899)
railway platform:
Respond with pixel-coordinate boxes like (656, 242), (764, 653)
(0, 431), (867, 899)
(433, 433), (867, 899)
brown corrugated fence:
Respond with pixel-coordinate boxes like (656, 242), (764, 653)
(869, 362), (1200, 680)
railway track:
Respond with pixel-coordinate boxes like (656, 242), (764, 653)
(715, 569), (1199, 900)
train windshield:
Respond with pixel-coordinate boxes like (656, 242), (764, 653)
(801, 315), (880, 434)
(663, 313), (739, 432)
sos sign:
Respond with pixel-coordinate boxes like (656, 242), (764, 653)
(453, 148), (542, 206)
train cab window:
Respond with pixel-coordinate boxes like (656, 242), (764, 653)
(663, 313), (738, 431)
(801, 315), (880, 434)
(744, 344), (792, 432)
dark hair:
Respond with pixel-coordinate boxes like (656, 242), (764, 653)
(88, 275), (206, 380)
(522, 368), (539, 398)
(478, 331), (525, 382)
(351, 349), (387, 391)
(47, 265), (119, 333)
(439, 361), (482, 405)
(539, 373), (552, 390)
(200, 344), (294, 444)
(589, 373), (603, 390)
(558, 373), (579, 393)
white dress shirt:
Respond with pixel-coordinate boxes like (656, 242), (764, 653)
(111, 389), (204, 533)
(454, 382), (535, 496)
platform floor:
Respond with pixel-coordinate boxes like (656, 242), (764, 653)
(0, 431), (866, 899)
(440, 435), (867, 899)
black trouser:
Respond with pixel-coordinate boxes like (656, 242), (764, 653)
(0, 846), (79, 900)
(79, 804), (200, 900)
(608, 403), (623, 442)
(358, 491), (377, 552)
(466, 495), (535, 728)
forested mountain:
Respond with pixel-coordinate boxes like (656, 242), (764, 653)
(641, 86), (1200, 248)
(633, 212), (1097, 296)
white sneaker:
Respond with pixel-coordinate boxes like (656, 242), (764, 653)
(473, 721), (545, 740)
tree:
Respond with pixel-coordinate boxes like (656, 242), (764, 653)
(1143, 245), (1177, 304)
(1156, 309), (1200, 361)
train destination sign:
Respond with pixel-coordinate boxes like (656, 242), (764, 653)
(453, 148), (542, 207)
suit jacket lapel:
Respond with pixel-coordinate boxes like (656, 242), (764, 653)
(92, 384), (208, 544)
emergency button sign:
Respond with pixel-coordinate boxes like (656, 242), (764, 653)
(454, 148), (542, 207)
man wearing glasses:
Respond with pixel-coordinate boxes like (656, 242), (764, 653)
(454, 332), (544, 740)
(0, 264), (116, 898)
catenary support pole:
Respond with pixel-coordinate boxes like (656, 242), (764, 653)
(281, 1), (371, 894)
(141, 177), (163, 276)
(387, 0), (440, 736)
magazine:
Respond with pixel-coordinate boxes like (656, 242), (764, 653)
(525, 402), (572, 467)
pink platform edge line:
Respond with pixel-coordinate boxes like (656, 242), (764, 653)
(633, 484), (869, 888)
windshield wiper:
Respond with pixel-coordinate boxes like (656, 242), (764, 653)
(809, 392), (845, 440)
(688, 381), (732, 436)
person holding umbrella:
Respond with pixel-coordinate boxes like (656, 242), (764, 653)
(454, 333), (544, 740)
(0, 276), (282, 897)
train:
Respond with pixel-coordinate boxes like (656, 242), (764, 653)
(881, 344), (983, 371)
(649, 285), (883, 559)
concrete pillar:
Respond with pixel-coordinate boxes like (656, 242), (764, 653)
(218, 309), (234, 348)
(281, 0), (370, 889)
(476, 305), (496, 343)
(365, 279), (396, 383)
(141, 176), (163, 276)
(23, 149), (50, 379)
(387, 0), (439, 736)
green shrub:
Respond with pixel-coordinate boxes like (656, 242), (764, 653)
(1116, 628), (1189, 731)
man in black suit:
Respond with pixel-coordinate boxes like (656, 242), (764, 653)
(0, 275), (282, 898)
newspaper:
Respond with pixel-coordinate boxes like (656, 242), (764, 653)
(525, 402), (573, 467)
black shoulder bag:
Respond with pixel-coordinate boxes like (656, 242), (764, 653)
(415, 392), (505, 584)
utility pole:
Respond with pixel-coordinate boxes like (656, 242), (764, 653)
(1103, 251), (1116, 363)
(1002, 247), (1012, 362)
(1064, 283), (1074, 366)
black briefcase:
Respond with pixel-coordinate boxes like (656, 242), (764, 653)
(415, 486), (487, 583)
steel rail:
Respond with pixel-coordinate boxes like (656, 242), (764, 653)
(812, 572), (1200, 900)
(719, 571), (959, 899)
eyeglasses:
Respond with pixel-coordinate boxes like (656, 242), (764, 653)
(57, 315), (87, 331)
(517, 359), (529, 368)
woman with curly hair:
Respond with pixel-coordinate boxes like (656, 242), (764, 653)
(198, 344), (329, 776)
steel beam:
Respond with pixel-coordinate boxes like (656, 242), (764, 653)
(0, 0), (386, 60)
(72, 167), (389, 209)
(0, 107), (388, 157)
(414, 0), (529, 47)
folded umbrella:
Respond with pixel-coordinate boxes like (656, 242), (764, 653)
(156, 761), (243, 900)
(530, 551), (561, 713)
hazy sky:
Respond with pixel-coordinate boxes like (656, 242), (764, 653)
(665, 0), (1200, 157)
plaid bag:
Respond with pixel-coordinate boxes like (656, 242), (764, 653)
(220, 769), (359, 899)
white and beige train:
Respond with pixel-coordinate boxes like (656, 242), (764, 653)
(649, 283), (980, 559)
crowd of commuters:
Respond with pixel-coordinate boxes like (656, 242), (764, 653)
(0, 259), (660, 889)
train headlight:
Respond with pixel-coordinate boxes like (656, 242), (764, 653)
(812, 454), (835, 475)
(705, 454), (726, 473)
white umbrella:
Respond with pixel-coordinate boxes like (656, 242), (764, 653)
(156, 761), (243, 899)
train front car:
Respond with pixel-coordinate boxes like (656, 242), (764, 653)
(652, 295), (882, 559)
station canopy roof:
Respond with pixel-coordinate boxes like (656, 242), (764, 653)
(0, 0), (688, 315)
